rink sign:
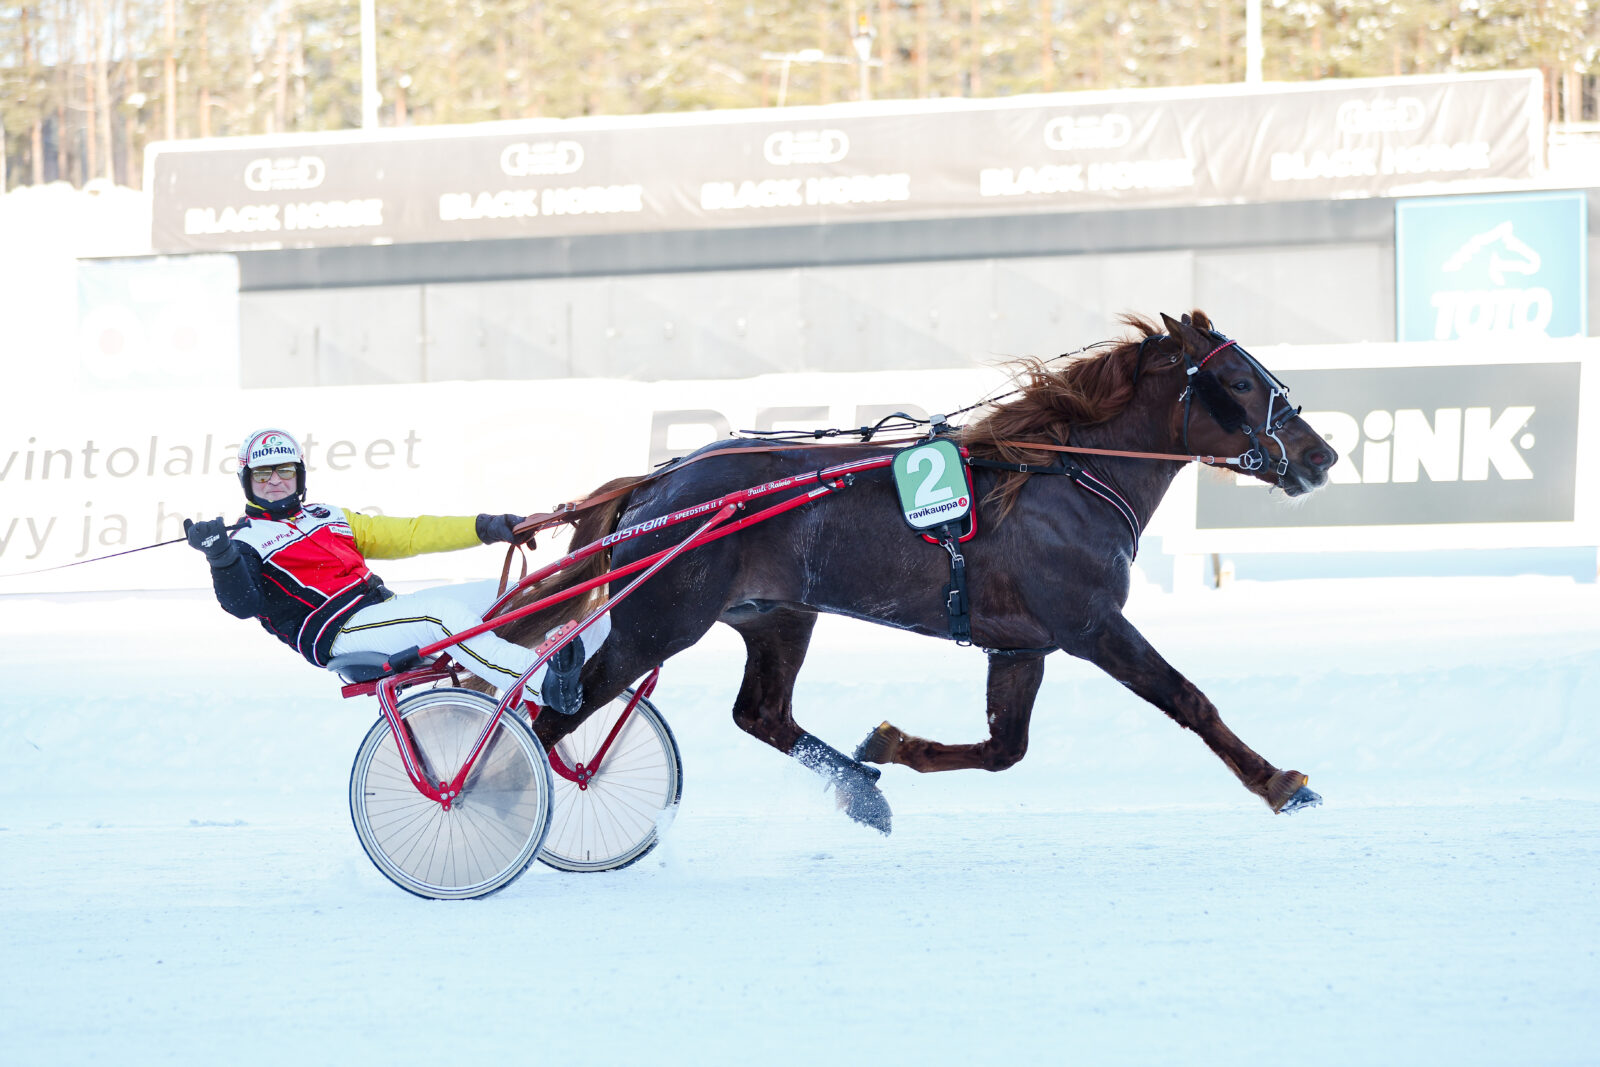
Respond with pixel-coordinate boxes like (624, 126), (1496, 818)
(1176, 342), (1600, 554)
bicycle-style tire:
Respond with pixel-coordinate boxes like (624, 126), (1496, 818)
(539, 691), (682, 873)
(349, 688), (553, 900)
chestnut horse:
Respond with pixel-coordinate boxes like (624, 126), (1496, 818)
(502, 311), (1337, 832)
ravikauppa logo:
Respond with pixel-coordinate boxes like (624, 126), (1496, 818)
(906, 495), (970, 524)
(1397, 192), (1588, 342)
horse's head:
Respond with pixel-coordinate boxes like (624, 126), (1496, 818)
(1159, 312), (1337, 497)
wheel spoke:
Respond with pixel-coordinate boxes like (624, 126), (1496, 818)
(539, 695), (681, 873)
(350, 690), (552, 899)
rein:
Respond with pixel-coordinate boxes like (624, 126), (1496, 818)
(0, 520), (248, 580)
(510, 433), (927, 541)
(510, 325), (1301, 562)
(500, 433), (926, 591)
(985, 439), (1238, 466)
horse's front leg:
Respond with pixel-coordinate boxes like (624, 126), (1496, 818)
(855, 651), (1047, 772)
(1086, 613), (1320, 813)
(726, 607), (893, 834)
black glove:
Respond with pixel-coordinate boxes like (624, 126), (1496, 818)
(184, 517), (238, 567)
(476, 513), (526, 545)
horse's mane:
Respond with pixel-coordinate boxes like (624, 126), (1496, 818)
(962, 310), (1212, 520)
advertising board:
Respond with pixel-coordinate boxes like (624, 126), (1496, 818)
(1396, 191), (1588, 342)
(1171, 339), (1599, 554)
(0, 369), (999, 595)
(146, 71), (1543, 253)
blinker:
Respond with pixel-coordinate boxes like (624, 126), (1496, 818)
(1189, 371), (1248, 433)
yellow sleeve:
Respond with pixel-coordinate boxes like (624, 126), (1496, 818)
(341, 510), (481, 559)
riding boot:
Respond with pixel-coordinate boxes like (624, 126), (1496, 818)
(532, 614), (612, 716)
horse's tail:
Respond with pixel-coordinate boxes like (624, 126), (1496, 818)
(491, 473), (650, 652)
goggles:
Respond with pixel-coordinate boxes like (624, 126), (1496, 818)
(249, 463), (299, 484)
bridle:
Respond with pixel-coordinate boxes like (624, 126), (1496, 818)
(1177, 332), (1303, 476)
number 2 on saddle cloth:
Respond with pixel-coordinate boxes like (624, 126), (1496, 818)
(891, 437), (978, 646)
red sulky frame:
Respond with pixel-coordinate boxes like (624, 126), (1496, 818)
(340, 451), (897, 810)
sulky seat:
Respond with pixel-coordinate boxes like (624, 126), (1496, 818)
(326, 651), (396, 684)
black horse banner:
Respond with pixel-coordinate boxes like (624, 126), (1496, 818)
(146, 71), (1543, 253)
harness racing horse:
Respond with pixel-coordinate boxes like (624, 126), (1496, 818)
(501, 311), (1338, 832)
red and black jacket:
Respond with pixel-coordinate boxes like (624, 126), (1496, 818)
(209, 504), (481, 667)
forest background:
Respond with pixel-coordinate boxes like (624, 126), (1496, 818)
(2, 0), (1598, 192)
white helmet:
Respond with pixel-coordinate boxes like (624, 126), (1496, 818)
(237, 428), (307, 519)
(239, 428), (303, 468)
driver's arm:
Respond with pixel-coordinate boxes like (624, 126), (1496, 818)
(209, 543), (266, 619)
(341, 510), (482, 560)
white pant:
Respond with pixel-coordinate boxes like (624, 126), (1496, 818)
(329, 579), (607, 697)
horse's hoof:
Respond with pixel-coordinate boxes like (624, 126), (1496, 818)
(839, 782), (892, 835)
(1278, 784), (1323, 814)
(853, 722), (895, 764)
(1265, 770), (1320, 813)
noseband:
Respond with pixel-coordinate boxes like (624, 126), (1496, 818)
(1175, 334), (1302, 475)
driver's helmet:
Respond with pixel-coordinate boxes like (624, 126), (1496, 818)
(237, 428), (307, 520)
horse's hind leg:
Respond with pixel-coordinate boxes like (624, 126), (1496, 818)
(1086, 613), (1319, 813)
(726, 607), (892, 834)
(855, 651), (1047, 772)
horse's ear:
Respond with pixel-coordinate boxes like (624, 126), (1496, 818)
(1160, 312), (1204, 354)
(1180, 313), (1193, 326)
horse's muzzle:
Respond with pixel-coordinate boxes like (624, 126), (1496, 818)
(1279, 445), (1338, 497)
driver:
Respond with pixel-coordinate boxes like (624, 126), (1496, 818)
(184, 428), (606, 714)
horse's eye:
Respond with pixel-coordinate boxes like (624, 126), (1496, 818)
(1232, 379), (1252, 393)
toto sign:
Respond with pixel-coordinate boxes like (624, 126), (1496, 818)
(1396, 192), (1588, 342)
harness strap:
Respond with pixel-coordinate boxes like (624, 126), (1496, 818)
(512, 433), (928, 541)
(936, 523), (972, 647)
(966, 455), (1142, 557)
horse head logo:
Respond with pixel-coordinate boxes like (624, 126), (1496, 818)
(1442, 221), (1541, 286)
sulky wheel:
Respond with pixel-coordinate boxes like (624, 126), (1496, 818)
(349, 688), (553, 900)
(539, 690), (683, 873)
